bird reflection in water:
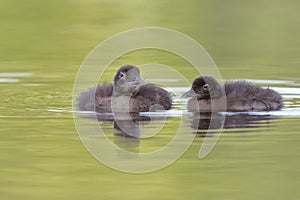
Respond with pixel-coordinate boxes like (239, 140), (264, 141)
(97, 112), (167, 153)
(96, 111), (279, 139)
(190, 112), (279, 137)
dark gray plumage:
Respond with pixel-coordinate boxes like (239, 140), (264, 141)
(77, 65), (172, 112)
(182, 76), (283, 112)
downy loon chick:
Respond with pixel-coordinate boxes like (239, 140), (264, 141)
(78, 65), (172, 112)
(182, 76), (283, 112)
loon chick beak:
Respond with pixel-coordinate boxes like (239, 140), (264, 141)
(182, 89), (196, 98)
(130, 77), (142, 85)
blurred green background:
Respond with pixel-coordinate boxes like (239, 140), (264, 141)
(0, 0), (300, 199)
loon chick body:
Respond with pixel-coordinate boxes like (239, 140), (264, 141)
(78, 65), (172, 112)
(182, 76), (283, 112)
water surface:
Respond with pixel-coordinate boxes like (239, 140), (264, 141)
(1, 0), (300, 199)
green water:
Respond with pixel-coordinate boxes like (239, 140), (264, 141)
(1, 0), (300, 199)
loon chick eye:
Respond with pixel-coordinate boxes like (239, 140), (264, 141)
(119, 72), (126, 79)
(203, 84), (209, 91)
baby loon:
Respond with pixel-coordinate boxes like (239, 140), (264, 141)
(78, 65), (172, 112)
(182, 76), (283, 112)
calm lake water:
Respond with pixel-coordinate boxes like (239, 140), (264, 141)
(1, 0), (300, 200)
